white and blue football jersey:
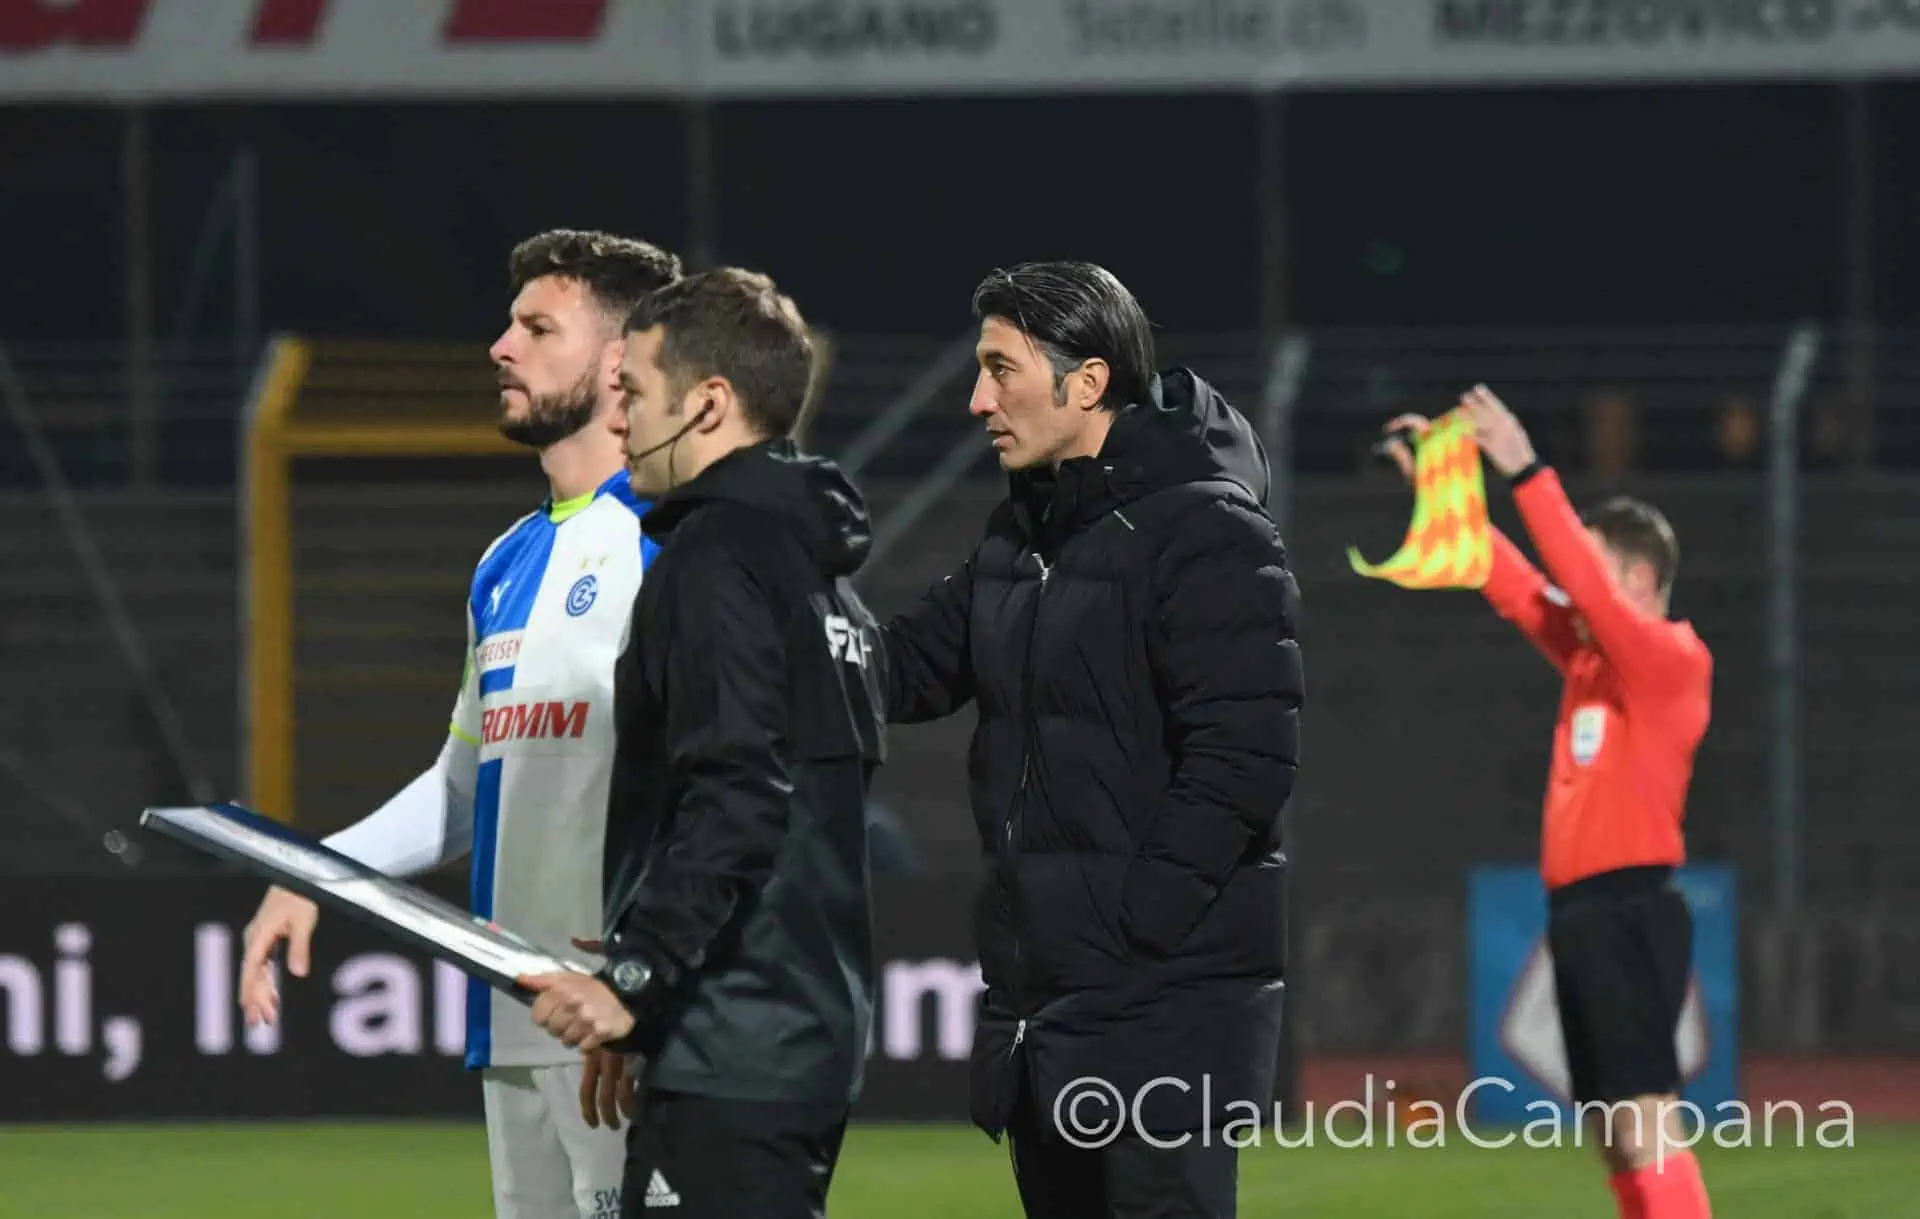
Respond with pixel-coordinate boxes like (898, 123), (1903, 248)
(448, 468), (657, 1070)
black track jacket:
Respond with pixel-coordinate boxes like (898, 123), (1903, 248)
(881, 368), (1304, 1139)
(601, 438), (886, 1107)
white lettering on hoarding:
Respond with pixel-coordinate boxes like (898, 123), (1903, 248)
(1, 917), (987, 1079)
(0, 923), (144, 1081)
(882, 958), (985, 1061)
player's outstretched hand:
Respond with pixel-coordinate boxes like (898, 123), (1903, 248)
(239, 885), (319, 1027)
(580, 1048), (637, 1131)
(1378, 413), (1431, 484)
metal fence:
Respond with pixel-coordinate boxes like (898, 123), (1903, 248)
(1, 326), (1916, 1057)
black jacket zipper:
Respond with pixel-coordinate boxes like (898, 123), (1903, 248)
(1001, 550), (1050, 1039)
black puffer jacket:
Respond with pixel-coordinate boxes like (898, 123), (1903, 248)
(882, 369), (1304, 1138)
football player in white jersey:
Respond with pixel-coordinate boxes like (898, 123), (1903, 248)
(235, 229), (682, 1219)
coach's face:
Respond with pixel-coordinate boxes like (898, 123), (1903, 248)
(969, 316), (1107, 472)
(488, 274), (611, 449)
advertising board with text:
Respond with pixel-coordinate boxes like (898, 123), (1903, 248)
(0, 874), (987, 1122)
(4, 0), (1919, 100)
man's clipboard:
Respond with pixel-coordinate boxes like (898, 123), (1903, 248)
(138, 801), (595, 1003)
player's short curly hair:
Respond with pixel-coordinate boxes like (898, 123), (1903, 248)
(507, 229), (682, 327)
(1582, 496), (1680, 596)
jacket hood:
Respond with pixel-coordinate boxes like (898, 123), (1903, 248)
(642, 438), (871, 577)
(1008, 368), (1271, 539)
(1100, 367), (1271, 505)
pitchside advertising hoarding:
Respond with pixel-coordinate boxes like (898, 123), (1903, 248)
(3, 0), (1920, 100)
(0, 874), (987, 1122)
(1467, 863), (1740, 1127)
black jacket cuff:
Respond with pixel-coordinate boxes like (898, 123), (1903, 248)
(596, 925), (685, 1056)
(1508, 459), (1546, 487)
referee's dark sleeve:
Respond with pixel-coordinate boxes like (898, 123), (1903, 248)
(612, 537), (792, 973)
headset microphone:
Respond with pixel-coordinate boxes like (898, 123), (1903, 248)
(630, 401), (713, 464)
(629, 401), (715, 491)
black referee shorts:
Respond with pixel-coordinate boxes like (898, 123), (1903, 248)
(1547, 864), (1693, 1107)
(620, 1087), (848, 1219)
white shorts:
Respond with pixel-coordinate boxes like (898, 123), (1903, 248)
(484, 1062), (628, 1219)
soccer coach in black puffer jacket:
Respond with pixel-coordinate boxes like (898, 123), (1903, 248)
(879, 261), (1303, 1219)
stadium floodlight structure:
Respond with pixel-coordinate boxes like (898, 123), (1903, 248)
(239, 333), (833, 831)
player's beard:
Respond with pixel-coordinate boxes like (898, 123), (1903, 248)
(496, 365), (598, 449)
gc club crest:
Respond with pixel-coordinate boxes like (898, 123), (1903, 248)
(566, 574), (599, 617)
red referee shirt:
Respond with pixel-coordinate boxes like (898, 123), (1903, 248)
(1479, 467), (1713, 891)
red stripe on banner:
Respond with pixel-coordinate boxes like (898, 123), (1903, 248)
(0, 0), (149, 51)
(248, 0), (326, 45)
(442, 0), (609, 44)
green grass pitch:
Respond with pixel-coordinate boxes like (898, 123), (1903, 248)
(0, 1120), (1911, 1217)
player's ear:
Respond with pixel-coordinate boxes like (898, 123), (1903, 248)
(1626, 558), (1659, 605)
(599, 336), (625, 390)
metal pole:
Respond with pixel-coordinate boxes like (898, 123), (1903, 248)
(855, 426), (990, 585)
(0, 349), (214, 807)
(1259, 334), (1309, 539)
(123, 105), (157, 487)
(1766, 321), (1820, 920)
(836, 331), (977, 479)
(1254, 83), (1303, 1131)
(1255, 89), (1290, 347)
(235, 145), (262, 368)
(1842, 81), (1874, 465)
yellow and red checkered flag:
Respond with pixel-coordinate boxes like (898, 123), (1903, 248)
(1347, 407), (1494, 589)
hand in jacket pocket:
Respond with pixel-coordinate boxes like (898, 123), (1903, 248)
(1118, 856), (1218, 959)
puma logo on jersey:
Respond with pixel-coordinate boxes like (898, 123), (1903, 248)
(824, 614), (872, 668)
(481, 700), (588, 745)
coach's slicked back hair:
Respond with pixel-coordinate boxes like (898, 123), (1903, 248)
(508, 229), (683, 326)
(1582, 496), (1681, 595)
(970, 260), (1155, 411)
(625, 267), (814, 440)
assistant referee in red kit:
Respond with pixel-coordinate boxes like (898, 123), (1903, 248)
(1386, 385), (1715, 1219)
